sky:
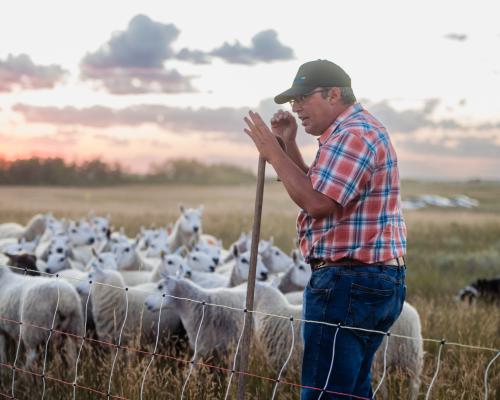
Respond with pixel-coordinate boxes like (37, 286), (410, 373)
(1, 0), (499, 180)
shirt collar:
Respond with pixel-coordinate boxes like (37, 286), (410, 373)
(318, 103), (364, 145)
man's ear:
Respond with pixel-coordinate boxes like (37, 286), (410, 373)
(328, 87), (341, 104)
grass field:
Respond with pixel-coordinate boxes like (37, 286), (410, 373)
(1, 180), (499, 399)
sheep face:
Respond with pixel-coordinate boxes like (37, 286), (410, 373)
(289, 256), (311, 289)
(77, 255), (117, 294)
(68, 221), (96, 247)
(235, 250), (268, 281)
(87, 252), (118, 271)
(178, 206), (203, 235)
(44, 252), (70, 274)
(91, 215), (110, 239)
(49, 235), (70, 255)
(145, 277), (177, 311)
(160, 253), (192, 278)
(188, 251), (216, 272)
(146, 235), (170, 258)
(113, 242), (137, 270)
(193, 240), (221, 266)
(260, 245), (293, 274)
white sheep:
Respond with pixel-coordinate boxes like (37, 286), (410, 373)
(0, 264), (83, 368)
(35, 233), (70, 262)
(277, 250), (311, 293)
(284, 291), (304, 305)
(252, 283), (303, 370)
(113, 241), (156, 271)
(191, 237), (222, 266)
(373, 301), (423, 400)
(79, 260), (182, 347)
(227, 246), (268, 287)
(145, 274), (247, 360)
(1, 237), (39, 255)
(120, 252), (192, 286)
(167, 205), (204, 252)
(251, 281), (422, 397)
(0, 213), (47, 241)
(259, 238), (293, 274)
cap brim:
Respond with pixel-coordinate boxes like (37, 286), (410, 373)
(274, 85), (316, 104)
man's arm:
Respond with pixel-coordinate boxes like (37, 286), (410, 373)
(244, 111), (340, 219)
(282, 138), (309, 174)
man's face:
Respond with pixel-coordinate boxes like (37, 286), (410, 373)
(291, 88), (338, 136)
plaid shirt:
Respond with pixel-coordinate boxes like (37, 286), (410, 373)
(297, 103), (407, 264)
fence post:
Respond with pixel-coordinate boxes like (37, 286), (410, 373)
(236, 155), (266, 400)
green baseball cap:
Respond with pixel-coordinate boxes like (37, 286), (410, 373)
(274, 59), (351, 104)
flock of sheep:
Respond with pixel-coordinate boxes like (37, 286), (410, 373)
(0, 207), (424, 398)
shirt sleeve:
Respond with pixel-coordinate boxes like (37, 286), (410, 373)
(310, 132), (374, 207)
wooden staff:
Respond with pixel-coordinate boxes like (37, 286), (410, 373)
(236, 136), (284, 399)
(236, 154), (266, 400)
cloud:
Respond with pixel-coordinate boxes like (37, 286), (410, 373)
(0, 54), (67, 92)
(93, 134), (130, 147)
(80, 16), (294, 93)
(444, 33), (467, 41)
(400, 135), (500, 158)
(80, 14), (195, 94)
(13, 98), (500, 156)
(12, 100), (280, 142)
(176, 48), (211, 65)
(363, 98), (469, 133)
(81, 66), (196, 94)
(82, 14), (179, 69)
(210, 29), (294, 65)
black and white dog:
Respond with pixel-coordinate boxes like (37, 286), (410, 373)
(457, 277), (500, 304)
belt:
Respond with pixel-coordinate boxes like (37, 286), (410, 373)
(310, 256), (405, 271)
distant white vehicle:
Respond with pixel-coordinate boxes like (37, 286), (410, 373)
(450, 195), (479, 208)
(402, 194), (479, 210)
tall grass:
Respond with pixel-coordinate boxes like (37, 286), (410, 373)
(1, 181), (499, 398)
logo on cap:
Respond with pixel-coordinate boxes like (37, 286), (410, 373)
(294, 76), (306, 83)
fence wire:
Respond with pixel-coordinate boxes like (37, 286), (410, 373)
(0, 265), (499, 399)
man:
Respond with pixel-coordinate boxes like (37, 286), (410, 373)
(244, 59), (407, 399)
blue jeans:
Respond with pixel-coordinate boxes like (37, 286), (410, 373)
(301, 264), (406, 400)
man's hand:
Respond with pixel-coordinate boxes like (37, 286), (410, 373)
(244, 110), (284, 163)
(270, 110), (298, 143)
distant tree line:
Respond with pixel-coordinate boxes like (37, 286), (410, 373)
(0, 157), (256, 186)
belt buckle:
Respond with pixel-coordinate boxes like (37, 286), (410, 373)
(312, 259), (326, 270)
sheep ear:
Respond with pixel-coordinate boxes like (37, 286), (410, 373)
(198, 205), (204, 214)
(291, 249), (299, 263)
(92, 247), (98, 258)
(160, 250), (166, 259)
(232, 244), (239, 258)
(133, 236), (140, 249)
(166, 224), (173, 235)
(179, 246), (189, 258)
(269, 236), (274, 246)
(218, 239), (223, 248)
(175, 266), (184, 279)
(189, 236), (197, 249)
(179, 204), (185, 214)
